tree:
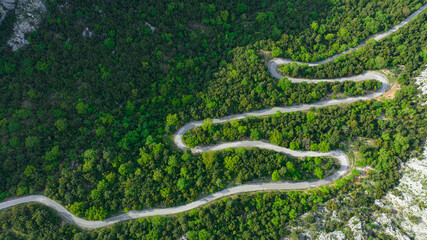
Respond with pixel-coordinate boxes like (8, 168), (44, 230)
(286, 161), (295, 173)
(314, 157), (322, 165)
(270, 130), (283, 145)
(202, 118), (213, 132)
(104, 38), (115, 50)
(289, 209), (297, 220)
(198, 229), (211, 240)
(8, 121), (20, 132)
(337, 27), (349, 38)
(278, 78), (292, 90)
(166, 114), (179, 126)
(118, 164), (129, 176)
(9, 136), (20, 148)
(96, 126), (106, 137)
(402, 7), (411, 16)
(207, 3), (216, 14)
(393, 133), (409, 154)
(238, 126), (248, 135)
(24, 165), (36, 177)
(375, 56), (387, 69)
(364, 16), (380, 33)
(64, 41), (72, 50)
(69, 202), (85, 217)
(306, 111), (315, 123)
(272, 170), (280, 181)
(85, 206), (108, 220)
(187, 231), (198, 240)
(125, 101), (136, 115)
(289, 142), (300, 150)
(250, 128), (261, 140)
(168, 155), (179, 167)
(224, 155), (239, 171)
(310, 22), (318, 32)
(255, 12), (267, 23)
(153, 143), (164, 155)
(83, 149), (97, 160)
(54, 119), (68, 131)
(25, 136), (40, 148)
(202, 151), (217, 169)
(44, 146), (60, 162)
(152, 170), (163, 181)
(314, 167), (324, 179)
(75, 102), (88, 115)
(236, 3), (247, 13)
(138, 150), (153, 165)
(325, 33), (334, 41)
(271, 47), (283, 58)
(318, 141), (330, 152)
(177, 178), (188, 191)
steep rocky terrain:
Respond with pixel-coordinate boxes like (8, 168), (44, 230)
(371, 67), (427, 240)
(283, 67), (427, 240)
(0, 0), (46, 51)
(374, 148), (427, 239)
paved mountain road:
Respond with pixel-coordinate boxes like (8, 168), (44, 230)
(1, 4), (426, 229)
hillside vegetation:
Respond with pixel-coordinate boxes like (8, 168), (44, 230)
(0, 0), (426, 239)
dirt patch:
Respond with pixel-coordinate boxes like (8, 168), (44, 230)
(160, 63), (169, 74)
(380, 66), (405, 79)
(260, 50), (272, 64)
(381, 69), (393, 76)
(190, 23), (210, 34)
(162, 48), (176, 61)
(375, 83), (401, 101)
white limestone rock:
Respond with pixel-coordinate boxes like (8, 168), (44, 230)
(0, 0), (15, 24)
(415, 66), (427, 104)
(145, 22), (155, 33)
(1, 0), (16, 10)
(1, 0), (46, 51)
(317, 231), (346, 240)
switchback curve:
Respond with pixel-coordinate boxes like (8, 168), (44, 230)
(1, 4), (425, 229)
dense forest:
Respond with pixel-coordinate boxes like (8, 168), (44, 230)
(184, 101), (393, 152)
(0, 0), (426, 239)
(279, 11), (427, 78)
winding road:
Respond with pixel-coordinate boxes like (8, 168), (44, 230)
(1, 4), (426, 229)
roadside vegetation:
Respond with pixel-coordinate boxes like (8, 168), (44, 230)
(0, 0), (426, 239)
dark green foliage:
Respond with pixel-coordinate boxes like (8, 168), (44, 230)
(280, 13), (427, 78)
(0, 190), (333, 240)
(0, 204), (79, 239)
(0, 0), (426, 238)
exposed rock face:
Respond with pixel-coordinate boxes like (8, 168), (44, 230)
(347, 217), (364, 240)
(374, 145), (427, 240)
(145, 22), (155, 33)
(373, 67), (426, 239)
(415, 66), (427, 104)
(82, 27), (94, 38)
(279, 68), (427, 240)
(1, 0), (16, 10)
(317, 231), (346, 240)
(0, 8), (6, 24)
(374, 213), (411, 240)
(0, 0), (15, 24)
(0, 0), (46, 51)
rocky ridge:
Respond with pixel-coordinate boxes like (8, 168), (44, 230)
(0, 0), (46, 51)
